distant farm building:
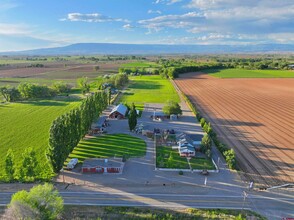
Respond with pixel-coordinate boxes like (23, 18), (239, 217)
(109, 104), (128, 119)
(82, 158), (124, 174)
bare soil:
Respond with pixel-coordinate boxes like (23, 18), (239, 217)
(175, 72), (294, 186)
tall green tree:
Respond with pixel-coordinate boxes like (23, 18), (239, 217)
(162, 100), (182, 116)
(5, 149), (15, 180)
(128, 103), (137, 131)
(19, 148), (38, 180)
(77, 77), (90, 94)
(0, 86), (9, 102)
(9, 183), (63, 220)
(200, 134), (212, 153)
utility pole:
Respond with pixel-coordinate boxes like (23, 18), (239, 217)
(242, 191), (248, 215)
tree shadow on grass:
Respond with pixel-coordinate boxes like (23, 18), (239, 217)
(129, 81), (162, 90)
(18, 100), (69, 106)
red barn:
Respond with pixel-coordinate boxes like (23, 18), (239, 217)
(82, 158), (124, 174)
(109, 104), (128, 119)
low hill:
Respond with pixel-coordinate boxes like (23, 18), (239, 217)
(1, 43), (294, 55)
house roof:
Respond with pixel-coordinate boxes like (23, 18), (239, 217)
(82, 158), (123, 168)
(92, 115), (107, 128)
(179, 143), (195, 152)
(180, 146), (195, 153)
(110, 104), (128, 116)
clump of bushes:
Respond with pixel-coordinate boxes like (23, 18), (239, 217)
(0, 81), (72, 103)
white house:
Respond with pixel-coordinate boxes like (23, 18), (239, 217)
(178, 142), (195, 157)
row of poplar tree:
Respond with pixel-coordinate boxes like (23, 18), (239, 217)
(47, 91), (108, 173)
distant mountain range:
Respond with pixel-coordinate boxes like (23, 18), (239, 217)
(2, 43), (294, 55)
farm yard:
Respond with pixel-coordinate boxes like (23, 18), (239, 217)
(0, 100), (80, 174)
(156, 146), (214, 170)
(175, 72), (294, 186)
(120, 75), (180, 104)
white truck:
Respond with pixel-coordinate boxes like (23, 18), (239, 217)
(67, 158), (78, 170)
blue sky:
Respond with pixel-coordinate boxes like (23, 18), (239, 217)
(0, 0), (293, 51)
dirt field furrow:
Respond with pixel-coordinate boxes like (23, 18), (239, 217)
(189, 80), (294, 147)
(187, 84), (285, 185)
(175, 72), (294, 186)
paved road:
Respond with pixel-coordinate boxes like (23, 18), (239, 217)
(1, 190), (293, 219)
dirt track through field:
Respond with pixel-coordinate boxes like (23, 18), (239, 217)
(175, 72), (294, 186)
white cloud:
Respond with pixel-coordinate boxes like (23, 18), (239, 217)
(0, 0), (19, 11)
(0, 23), (31, 35)
(137, 0), (294, 44)
(267, 33), (294, 43)
(122, 24), (136, 31)
(197, 33), (232, 41)
(61, 13), (129, 23)
(148, 10), (162, 14)
(138, 12), (205, 32)
(153, 0), (182, 5)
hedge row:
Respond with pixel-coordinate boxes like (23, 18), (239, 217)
(181, 92), (236, 169)
(47, 91), (109, 173)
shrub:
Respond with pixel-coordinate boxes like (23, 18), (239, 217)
(162, 100), (182, 116)
(200, 134), (212, 153)
(9, 183), (63, 220)
(224, 149), (236, 169)
(200, 118), (206, 127)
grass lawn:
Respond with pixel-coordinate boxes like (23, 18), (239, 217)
(63, 206), (265, 220)
(156, 146), (214, 170)
(66, 134), (146, 163)
(205, 68), (294, 78)
(121, 61), (160, 68)
(0, 100), (80, 173)
(120, 75), (180, 104)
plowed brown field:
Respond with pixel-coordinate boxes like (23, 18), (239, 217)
(175, 72), (294, 186)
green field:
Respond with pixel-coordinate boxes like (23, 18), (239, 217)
(121, 61), (160, 68)
(120, 75), (180, 104)
(0, 100), (80, 173)
(156, 146), (214, 170)
(66, 134), (146, 163)
(205, 68), (294, 78)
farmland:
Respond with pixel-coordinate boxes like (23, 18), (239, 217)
(121, 61), (160, 68)
(0, 100), (80, 174)
(175, 72), (294, 186)
(205, 68), (294, 78)
(66, 134), (146, 163)
(120, 75), (180, 104)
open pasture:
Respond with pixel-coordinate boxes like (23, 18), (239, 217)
(205, 68), (294, 78)
(0, 100), (79, 173)
(120, 75), (180, 104)
(175, 72), (294, 186)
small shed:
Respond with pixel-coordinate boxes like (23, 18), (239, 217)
(82, 158), (124, 174)
(109, 104), (128, 119)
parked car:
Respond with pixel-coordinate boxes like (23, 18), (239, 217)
(67, 158), (78, 170)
